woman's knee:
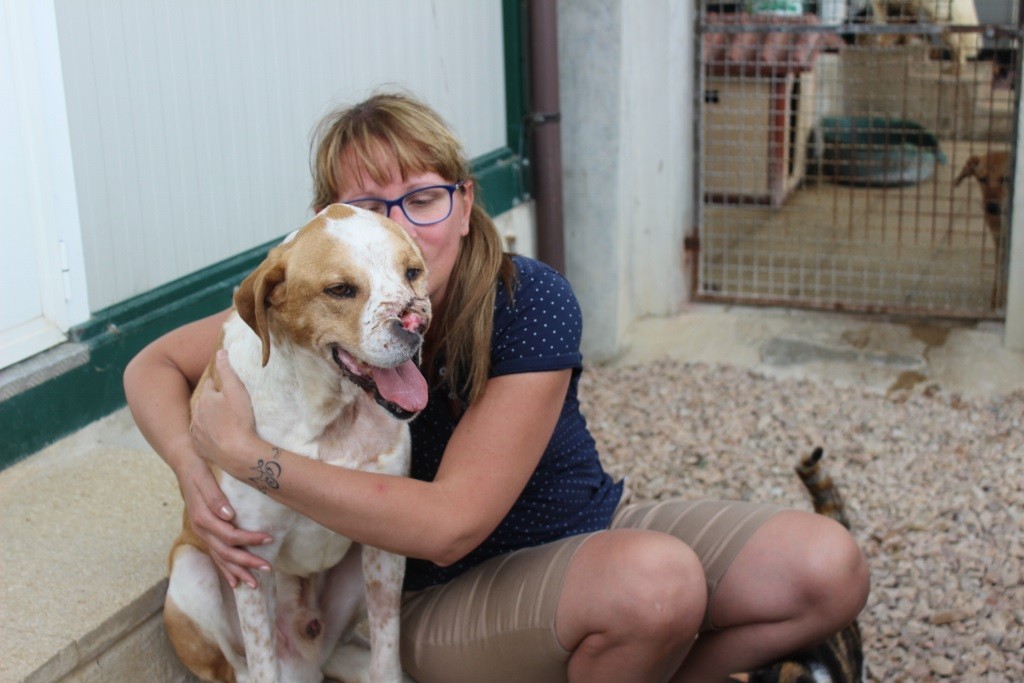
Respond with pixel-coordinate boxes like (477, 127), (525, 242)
(712, 511), (868, 631)
(627, 533), (707, 635)
(560, 530), (707, 644)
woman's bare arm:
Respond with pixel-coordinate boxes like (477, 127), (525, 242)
(123, 309), (272, 587)
(190, 350), (571, 566)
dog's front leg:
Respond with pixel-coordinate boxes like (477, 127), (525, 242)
(363, 546), (405, 683)
(236, 577), (279, 683)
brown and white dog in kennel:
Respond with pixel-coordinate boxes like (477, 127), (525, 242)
(955, 151), (1011, 309)
(163, 204), (429, 683)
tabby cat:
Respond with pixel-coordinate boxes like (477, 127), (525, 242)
(734, 447), (866, 683)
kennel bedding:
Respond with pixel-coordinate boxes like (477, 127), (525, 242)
(818, 116), (947, 187)
(580, 359), (1023, 681)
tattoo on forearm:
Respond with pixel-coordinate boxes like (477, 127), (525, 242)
(248, 447), (281, 494)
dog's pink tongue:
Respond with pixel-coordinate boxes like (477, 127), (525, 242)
(372, 360), (429, 413)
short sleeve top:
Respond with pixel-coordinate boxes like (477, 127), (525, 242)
(404, 255), (623, 592)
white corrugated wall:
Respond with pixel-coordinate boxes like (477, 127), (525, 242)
(53, 0), (507, 311)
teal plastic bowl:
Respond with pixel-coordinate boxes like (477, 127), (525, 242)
(819, 116), (947, 187)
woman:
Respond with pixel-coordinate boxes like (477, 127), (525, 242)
(124, 92), (868, 683)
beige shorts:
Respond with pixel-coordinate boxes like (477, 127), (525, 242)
(399, 498), (783, 683)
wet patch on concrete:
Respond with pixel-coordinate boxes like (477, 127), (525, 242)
(908, 324), (951, 349)
(886, 370), (929, 395)
(839, 328), (872, 350)
(759, 337), (925, 369)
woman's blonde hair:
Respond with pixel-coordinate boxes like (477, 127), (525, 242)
(310, 92), (516, 406)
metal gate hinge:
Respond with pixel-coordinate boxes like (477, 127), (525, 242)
(527, 112), (561, 125)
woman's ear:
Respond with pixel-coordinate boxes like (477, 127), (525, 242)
(459, 180), (475, 235)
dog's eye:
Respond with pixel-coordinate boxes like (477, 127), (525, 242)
(405, 267), (422, 282)
(324, 283), (357, 299)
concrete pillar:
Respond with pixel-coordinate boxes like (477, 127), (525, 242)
(1005, 74), (1024, 350)
(558, 0), (694, 362)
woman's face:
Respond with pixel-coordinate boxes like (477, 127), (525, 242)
(336, 155), (472, 309)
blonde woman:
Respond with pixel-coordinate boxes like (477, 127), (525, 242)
(124, 93), (868, 682)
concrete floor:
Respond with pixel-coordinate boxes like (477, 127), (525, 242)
(3, 304), (1023, 682)
(612, 303), (1024, 398)
(701, 139), (1011, 317)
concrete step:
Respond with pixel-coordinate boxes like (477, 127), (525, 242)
(0, 408), (197, 682)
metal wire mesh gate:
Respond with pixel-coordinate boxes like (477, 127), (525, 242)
(696, 1), (1022, 318)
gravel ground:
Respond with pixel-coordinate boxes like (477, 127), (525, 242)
(579, 359), (1024, 682)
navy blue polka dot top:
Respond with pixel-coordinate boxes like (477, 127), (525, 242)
(404, 255), (624, 592)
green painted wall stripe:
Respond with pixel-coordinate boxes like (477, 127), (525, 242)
(69, 239), (278, 343)
(503, 0), (529, 155)
(473, 147), (528, 216)
(0, 278), (246, 468)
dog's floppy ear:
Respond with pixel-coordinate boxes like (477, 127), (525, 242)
(955, 156), (981, 186)
(234, 250), (287, 367)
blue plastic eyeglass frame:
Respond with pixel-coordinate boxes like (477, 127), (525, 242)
(348, 180), (465, 226)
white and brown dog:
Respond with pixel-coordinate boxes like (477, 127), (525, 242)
(163, 204), (430, 683)
(955, 151), (1011, 309)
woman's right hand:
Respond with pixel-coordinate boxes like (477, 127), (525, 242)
(178, 457), (273, 589)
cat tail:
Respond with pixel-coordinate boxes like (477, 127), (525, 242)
(796, 447), (851, 530)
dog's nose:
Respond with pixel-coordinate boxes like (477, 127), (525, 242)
(389, 318), (423, 346)
(400, 310), (427, 335)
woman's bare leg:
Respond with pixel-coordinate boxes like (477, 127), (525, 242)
(555, 529), (707, 683)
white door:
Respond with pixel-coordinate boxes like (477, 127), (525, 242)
(1, 0), (87, 370)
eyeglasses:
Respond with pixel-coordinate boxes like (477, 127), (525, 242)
(347, 181), (465, 226)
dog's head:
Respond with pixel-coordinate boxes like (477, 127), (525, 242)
(955, 152), (1011, 206)
(234, 204), (432, 419)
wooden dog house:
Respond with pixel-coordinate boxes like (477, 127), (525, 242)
(702, 14), (839, 206)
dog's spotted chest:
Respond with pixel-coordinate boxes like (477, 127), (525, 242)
(316, 398), (408, 470)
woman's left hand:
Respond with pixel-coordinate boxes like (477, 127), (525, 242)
(190, 349), (258, 474)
